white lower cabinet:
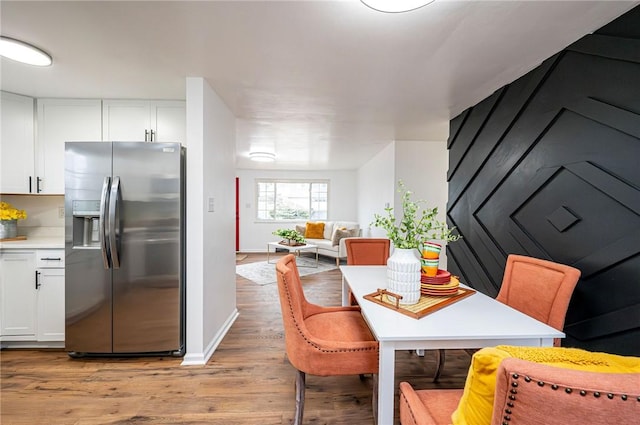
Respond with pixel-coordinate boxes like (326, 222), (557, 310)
(36, 267), (65, 341)
(0, 251), (37, 337)
(0, 249), (65, 345)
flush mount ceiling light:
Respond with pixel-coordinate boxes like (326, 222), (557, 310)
(0, 36), (52, 66)
(249, 152), (276, 162)
(361, 0), (435, 13)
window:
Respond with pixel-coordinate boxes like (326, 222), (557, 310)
(256, 180), (328, 221)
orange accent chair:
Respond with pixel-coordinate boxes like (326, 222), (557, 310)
(345, 238), (391, 266)
(400, 356), (640, 425)
(432, 254), (581, 381)
(275, 254), (379, 425)
(345, 238), (391, 305)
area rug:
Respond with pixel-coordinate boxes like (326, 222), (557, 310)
(236, 257), (337, 285)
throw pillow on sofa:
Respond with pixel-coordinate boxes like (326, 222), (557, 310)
(451, 346), (640, 425)
(305, 222), (325, 239)
(331, 227), (358, 246)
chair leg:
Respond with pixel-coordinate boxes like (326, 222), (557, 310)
(371, 373), (378, 425)
(294, 369), (305, 425)
(433, 349), (445, 382)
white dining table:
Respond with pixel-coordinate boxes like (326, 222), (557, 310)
(340, 265), (564, 425)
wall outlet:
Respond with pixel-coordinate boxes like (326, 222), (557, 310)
(58, 206), (65, 219)
(208, 197), (214, 212)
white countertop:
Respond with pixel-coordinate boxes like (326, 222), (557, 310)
(0, 236), (64, 249)
(0, 227), (64, 249)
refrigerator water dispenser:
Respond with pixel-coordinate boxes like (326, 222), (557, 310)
(72, 200), (101, 248)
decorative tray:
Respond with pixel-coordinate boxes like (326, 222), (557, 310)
(363, 287), (476, 319)
(278, 240), (306, 246)
(0, 235), (27, 242)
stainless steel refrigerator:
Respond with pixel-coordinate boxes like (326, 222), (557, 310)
(64, 142), (185, 357)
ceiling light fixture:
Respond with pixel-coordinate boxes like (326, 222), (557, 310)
(361, 0), (435, 13)
(249, 152), (276, 162)
(0, 36), (52, 66)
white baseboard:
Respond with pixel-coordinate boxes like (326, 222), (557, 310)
(180, 308), (239, 366)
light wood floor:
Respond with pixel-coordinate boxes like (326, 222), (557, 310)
(1, 253), (470, 425)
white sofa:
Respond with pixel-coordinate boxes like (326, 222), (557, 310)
(294, 221), (361, 265)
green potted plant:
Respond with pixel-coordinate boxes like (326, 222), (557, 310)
(371, 180), (461, 249)
(371, 181), (461, 305)
(273, 228), (306, 246)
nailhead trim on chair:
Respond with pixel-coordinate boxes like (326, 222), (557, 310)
(280, 270), (378, 354)
(399, 387), (419, 425)
(500, 372), (638, 425)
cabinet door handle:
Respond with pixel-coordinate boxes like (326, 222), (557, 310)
(40, 257), (61, 261)
(35, 270), (41, 289)
(29, 176), (33, 193)
(150, 129), (155, 142)
(36, 177), (42, 193)
(144, 129), (150, 142)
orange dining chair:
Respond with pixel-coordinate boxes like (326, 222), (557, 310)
(401, 353), (640, 425)
(432, 254), (581, 381)
(275, 254), (379, 425)
(345, 238), (391, 305)
(345, 238), (391, 266)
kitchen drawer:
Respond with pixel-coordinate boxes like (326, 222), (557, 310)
(36, 250), (65, 268)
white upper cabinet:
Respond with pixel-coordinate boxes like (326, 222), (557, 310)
(36, 99), (103, 194)
(1, 92), (35, 194)
(102, 100), (185, 143)
(3, 96), (183, 195)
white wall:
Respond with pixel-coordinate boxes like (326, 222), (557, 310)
(394, 140), (450, 268)
(235, 169), (358, 252)
(183, 77), (237, 365)
(354, 140), (450, 266)
(356, 142), (395, 238)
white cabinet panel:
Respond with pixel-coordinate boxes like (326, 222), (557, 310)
(102, 100), (150, 141)
(36, 99), (103, 194)
(36, 268), (65, 341)
(1, 92), (35, 193)
(103, 100), (185, 143)
(36, 249), (65, 268)
(0, 251), (37, 337)
(153, 102), (186, 142)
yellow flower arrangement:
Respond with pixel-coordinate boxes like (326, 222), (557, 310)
(0, 202), (27, 221)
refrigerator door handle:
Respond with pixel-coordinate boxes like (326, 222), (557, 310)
(100, 176), (111, 269)
(109, 176), (121, 269)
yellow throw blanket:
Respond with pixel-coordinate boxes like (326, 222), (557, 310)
(495, 345), (640, 371)
(451, 346), (640, 425)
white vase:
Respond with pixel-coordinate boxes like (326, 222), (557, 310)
(386, 248), (421, 305)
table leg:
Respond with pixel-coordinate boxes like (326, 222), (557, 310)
(267, 244), (278, 264)
(341, 276), (349, 307)
(290, 247), (318, 268)
(377, 342), (395, 425)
